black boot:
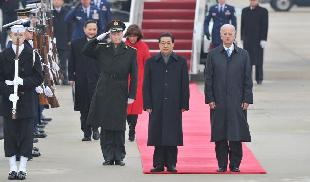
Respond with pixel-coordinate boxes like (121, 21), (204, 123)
(128, 120), (137, 142)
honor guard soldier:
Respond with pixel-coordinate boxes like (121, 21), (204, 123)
(65, 0), (104, 41)
(204, 0), (237, 49)
(83, 20), (138, 166)
(0, 24), (43, 180)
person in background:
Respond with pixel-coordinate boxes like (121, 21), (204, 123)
(204, 0), (236, 50)
(68, 19), (100, 141)
(124, 24), (151, 142)
(241, 0), (269, 85)
(53, 0), (72, 85)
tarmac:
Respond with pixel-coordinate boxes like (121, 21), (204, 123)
(1, 1), (310, 182)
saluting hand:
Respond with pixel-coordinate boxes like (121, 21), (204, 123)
(97, 31), (110, 41)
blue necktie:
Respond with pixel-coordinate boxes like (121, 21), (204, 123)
(226, 48), (231, 57)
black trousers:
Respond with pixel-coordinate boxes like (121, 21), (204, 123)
(127, 114), (138, 135)
(80, 111), (92, 137)
(254, 65), (263, 82)
(58, 49), (69, 84)
(153, 146), (178, 168)
(215, 140), (243, 169)
(100, 130), (126, 161)
(3, 117), (34, 158)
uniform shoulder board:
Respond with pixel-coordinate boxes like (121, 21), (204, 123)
(126, 45), (137, 50)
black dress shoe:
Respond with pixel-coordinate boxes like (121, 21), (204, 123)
(36, 124), (45, 129)
(102, 160), (114, 165)
(217, 167), (227, 172)
(33, 138), (39, 143)
(167, 166), (177, 173)
(17, 171), (27, 180)
(150, 166), (164, 172)
(33, 131), (47, 138)
(92, 130), (100, 140)
(230, 167), (240, 172)
(8, 171), (18, 180)
(82, 137), (91, 141)
(32, 149), (41, 157)
(41, 117), (52, 122)
(114, 160), (125, 166)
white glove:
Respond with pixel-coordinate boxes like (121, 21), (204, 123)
(14, 77), (23, 85)
(96, 31), (110, 41)
(44, 86), (54, 97)
(260, 40), (267, 49)
(127, 98), (134, 104)
(9, 94), (19, 102)
(5, 77), (23, 86)
(5, 80), (13, 86)
(35, 86), (44, 94)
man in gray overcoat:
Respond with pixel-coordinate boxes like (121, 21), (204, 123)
(83, 20), (137, 166)
(143, 32), (190, 173)
(205, 24), (253, 173)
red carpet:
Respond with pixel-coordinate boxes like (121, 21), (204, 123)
(136, 83), (266, 174)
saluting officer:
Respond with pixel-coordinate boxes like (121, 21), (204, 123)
(91, 0), (112, 32)
(0, 24), (43, 180)
(204, 0), (237, 49)
(83, 20), (137, 166)
(65, 0), (103, 41)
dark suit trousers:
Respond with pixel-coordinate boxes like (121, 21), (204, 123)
(58, 49), (69, 83)
(100, 130), (126, 161)
(215, 140), (243, 169)
(3, 117), (34, 158)
(153, 146), (178, 168)
(254, 65), (263, 82)
(80, 111), (92, 137)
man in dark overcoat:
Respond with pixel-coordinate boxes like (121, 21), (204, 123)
(68, 20), (100, 141)
(83, 20), (137, 166)
(0, 25), (43, 180)
(205, 24), (253, 173)
(241, 0), (268, 85)
(143, 32), (190, 173)
(53, 0), (71, 85)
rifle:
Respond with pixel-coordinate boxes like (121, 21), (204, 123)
(33, 30), (49, 107)
(41, 32), (60, 108)
(11, 37), (20, 119)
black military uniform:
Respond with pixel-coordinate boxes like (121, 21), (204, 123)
(68, 36), (100, 140)
(0, 25), (43, 179)
(83, 20), (137, 165)
(241, 5), (268, 84)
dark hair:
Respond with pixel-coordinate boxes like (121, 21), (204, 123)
(124, 24), (143, 41)
(158, 32), (175, 43)
(84, 19), (98, 28)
